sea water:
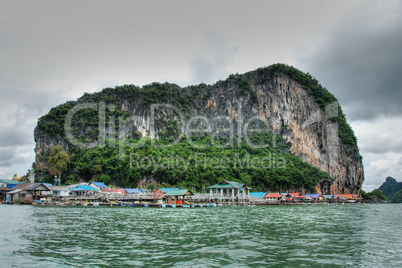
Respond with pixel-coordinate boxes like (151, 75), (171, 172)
(0, 204), (401, 267)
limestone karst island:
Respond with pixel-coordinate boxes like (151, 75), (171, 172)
(2, 64), (367, 206)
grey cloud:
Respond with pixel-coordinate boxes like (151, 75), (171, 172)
(351, 116), (402, 155)
(296, 1), (402, 122)
(0, 146), (33, 168)
(359, 133), (402, 155)
(188, 32), (238, 84)
(0, 129), (31, 147)
(0, 148), (17, 167)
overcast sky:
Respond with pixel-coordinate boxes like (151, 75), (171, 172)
(1, 0), (401, 191)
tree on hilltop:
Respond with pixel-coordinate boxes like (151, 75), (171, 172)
(47, 145), (69, 184)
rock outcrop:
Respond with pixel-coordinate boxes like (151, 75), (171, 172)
(34, 64), (364, 194)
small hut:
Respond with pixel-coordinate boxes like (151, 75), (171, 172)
(7, 183), (51, 203)
(69, 185), (100, 198)
(264, 193), (282, 201)
(164, 189), (194, 205)
(89, 182), (108, 191)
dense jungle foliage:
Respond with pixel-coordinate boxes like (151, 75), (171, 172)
(34, 64), (358, 191)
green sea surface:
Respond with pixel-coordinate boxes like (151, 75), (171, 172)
(0, 204), (401, 267)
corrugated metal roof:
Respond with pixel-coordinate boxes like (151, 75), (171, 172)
(159, 188), (180, 193)
(306, 194), (320, 198)
(334, 195), (348, 200)
(0, 179), (22, 185)
(101, 188), (125, 193)
(207, 180), (252, 189)
(125, 188), (146, 194)
(11, 183), (51, 191)
(8, 189), (23, 194)
(165, 189), (193, 196)
(0, 187), (11, 191)
(335, 194), (357, 200)
(28, 183), (51, 191)
(288, 193), (301, 197)
(249, 192), (267, 198)
(155, 190), (163, 195)
(69, 185), (99, 191)
(91, 182), (108, 187)
(264, 193), (282, 198)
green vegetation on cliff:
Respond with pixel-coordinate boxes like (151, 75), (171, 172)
(391, 189), (402, 203)
(361, 190), (389, 203)
(376, 176), (402, 202)
(34, 64), (359, 191)
(38, 133), (331, 192)
(36, 64), (359, 149)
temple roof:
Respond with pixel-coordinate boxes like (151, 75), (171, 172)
(207, 180), (252, 190)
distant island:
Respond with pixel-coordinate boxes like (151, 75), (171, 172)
(361, 176), (402, 203)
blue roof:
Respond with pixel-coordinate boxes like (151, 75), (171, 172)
(43, 183), (53, 187)
(306, 194), (320, 198)
(249, 192), (267, 198)
(159, 188), (180, 193)
(91, 182), (108, 187)
(125, 188), (146, 194)
(69, 185), (99, 191)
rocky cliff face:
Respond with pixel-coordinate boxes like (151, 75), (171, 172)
(34, 64), (364, 194)
(255, 74), (364, 194)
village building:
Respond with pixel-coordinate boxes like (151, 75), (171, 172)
(6, 183), (51, 203)
(101, 188), (126, 194)
(164, 189), (194, 205)
(69, 185), (100, 198)
(49, 186), (71, 199)
(306, 194), (321, 201)
(0, 179), (22, 189)
(288, 193), (302, 199)
(41, 183), (53, 196)
(322, 194), (334, 202)
(264, 193), (283, 201)
(125, 188), (147, 194)
(159, 188), (180, 194)
(299, 195), (313, 202)
(334, 194), (359, 202)
(0, 187), (11, 202)
(89, 182), (108, 191)
(283, 193), (294, 202)
(249, 192), (267, 199)
(207, 180), (252, 197)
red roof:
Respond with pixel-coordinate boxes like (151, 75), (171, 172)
(288, 193), (301, 198)
(336, 194), (359, 200)
(102, 188), (125, 193)
(264, 193), (282, 198)
(152, 189), (164, 199)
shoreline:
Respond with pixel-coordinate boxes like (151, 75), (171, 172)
(0, 200), (377, 207)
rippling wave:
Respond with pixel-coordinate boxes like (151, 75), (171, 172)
(0, 204), (401, 267)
